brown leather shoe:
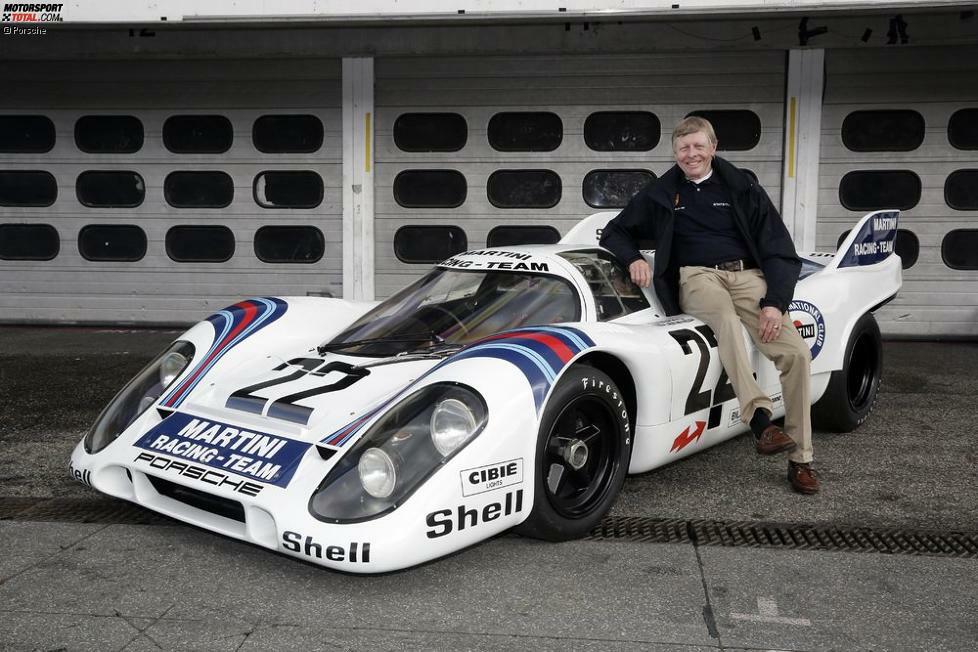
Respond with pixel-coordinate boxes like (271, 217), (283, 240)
(788, 461), (820, 494)
(755, 425), (797, 455)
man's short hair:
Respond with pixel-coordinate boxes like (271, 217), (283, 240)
(672, 117), (717, 149)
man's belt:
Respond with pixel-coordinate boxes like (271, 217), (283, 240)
(710, 259), (757, 272)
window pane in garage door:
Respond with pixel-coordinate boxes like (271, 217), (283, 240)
(253, 115), (324, 153)
(839, 170), (921, 211)
(78, 224), (146, 262)
(394, 113), (467, 152)
(75, 116), (143, 153)
(163, 115), (233, 154)
(165, 171), (234, 208)
(487, 225), (561, 247)
(487, 170), (561, 208)
(393, 170), (467, 208)
(583, 169), (655, 208)
(0, 115), (55, 153)
(253, 171), (323, 209)
(166, 225), (235, 263)
(488, 112), (562, 152)
(685, 110), (761, 151)
(948, 108), (978, 150)
(837, 228), (920, 269)
(0, 223), (59, 260)
(0, 171), (57, 206)
(842, 110), (925, 152)
(584, 112), (660, 152)
(394, 225), (467, 263)
(944, 169), (978, 210)
(942, 230), (978, 270)
(255, 225), (325, 263)
(77, 171), (145, 208)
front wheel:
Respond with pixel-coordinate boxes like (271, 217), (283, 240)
(812, 312), (883, 432)
(515, 366), (632, 541)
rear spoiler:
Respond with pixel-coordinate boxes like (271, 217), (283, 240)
(825, 209), (900, 271)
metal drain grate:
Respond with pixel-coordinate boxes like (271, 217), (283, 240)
(591, 515), (978, 559)
(4, 497), (976, 559)
(587, 516), (691, 544)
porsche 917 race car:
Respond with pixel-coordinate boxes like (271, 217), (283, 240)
(70, 209), (901, 572)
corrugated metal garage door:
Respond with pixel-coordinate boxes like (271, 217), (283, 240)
(0, 59), (342, 324)
(374, 51), (786, 298)
(820, 46), (978, 337)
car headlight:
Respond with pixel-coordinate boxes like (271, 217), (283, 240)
(84, 340), (195, 454)
(310, 383), (487, 523)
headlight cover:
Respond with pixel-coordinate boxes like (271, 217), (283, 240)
(84, 340), (195, 454)
(310, 383), (487, 523)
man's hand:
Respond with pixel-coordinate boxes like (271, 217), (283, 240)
(758, 306), (784, 343)
(628, 259), (652, 288)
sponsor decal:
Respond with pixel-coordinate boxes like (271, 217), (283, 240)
(2, 2), (62, 23)
(425, 489), (524, 539)
(160, 297), (287, 410)
(134, 412), (310, 488)
(321, 326), (594, 448)
(671, 420), (706, 453)
(656, 317), (695, 327)
(282, 531), (370, 563)
(461, 458), (523, 497)
(838, 211), (898, 268)
(68, 461), (92, 487)
(439, 252), (550, 273)
(134, 452), (264, 496)
(788, 300), (826, 360)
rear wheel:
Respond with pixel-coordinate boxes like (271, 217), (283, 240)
(812, 312), (882, 432)
(516, 366), (632, 541)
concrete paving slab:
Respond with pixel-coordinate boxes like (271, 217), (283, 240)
(0, 521), (102, 580)
(698, 545), (978, 651)
(0, 610), (147, 652)
(0, 522), (715, 648)
(238, 626), (719, 652)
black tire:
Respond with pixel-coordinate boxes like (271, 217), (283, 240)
(812, 312), (883, 432)
(516, 366), (632, 541)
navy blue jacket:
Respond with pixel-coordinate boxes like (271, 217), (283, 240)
(599, 156), (802, 316)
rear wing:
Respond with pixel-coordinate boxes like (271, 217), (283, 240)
(559, 211), (618, 246)
(825, 209), (900, 271)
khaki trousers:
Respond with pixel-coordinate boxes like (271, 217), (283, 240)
(678, 266), (813, 464)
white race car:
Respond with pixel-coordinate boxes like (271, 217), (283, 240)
(70, 209), (901, 573)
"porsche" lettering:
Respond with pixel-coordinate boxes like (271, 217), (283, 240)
(425, 489), (524, 539)
(133, 452), (263, 496)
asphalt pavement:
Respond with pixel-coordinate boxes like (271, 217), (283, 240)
(1, 326), (977, 651)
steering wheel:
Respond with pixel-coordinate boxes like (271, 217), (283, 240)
(424, 305), (470, 337)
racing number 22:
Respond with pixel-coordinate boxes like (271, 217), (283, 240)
(226, 358), (369, 425)
(668, 326), (735, 416)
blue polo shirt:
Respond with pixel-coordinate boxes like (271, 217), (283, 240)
(672, 170), (754, 268)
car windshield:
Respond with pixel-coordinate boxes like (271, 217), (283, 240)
(323, 267), (581, 356)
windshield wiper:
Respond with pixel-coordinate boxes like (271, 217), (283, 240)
(317, 332), (442, 355)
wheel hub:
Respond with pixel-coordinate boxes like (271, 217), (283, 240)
(562, 439), (589, 470)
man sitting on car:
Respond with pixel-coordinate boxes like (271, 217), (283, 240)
(599, 116), (820, 494)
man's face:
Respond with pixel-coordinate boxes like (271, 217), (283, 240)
(673, 130), (717, 179)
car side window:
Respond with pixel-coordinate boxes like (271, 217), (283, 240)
(559, 250), (651, 321)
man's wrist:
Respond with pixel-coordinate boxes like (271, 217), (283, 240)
(759, 298), (784, 313)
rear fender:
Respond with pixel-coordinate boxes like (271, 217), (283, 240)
(793, 210), (902, 374)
